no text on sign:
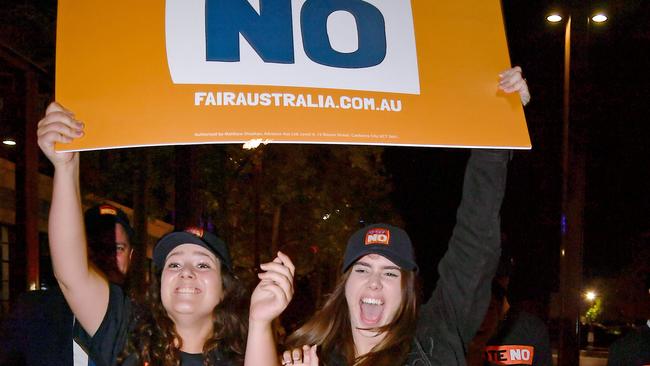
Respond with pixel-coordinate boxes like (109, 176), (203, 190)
(167, 0), (420, 94)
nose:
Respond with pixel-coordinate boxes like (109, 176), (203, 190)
(179, 266), (195, 279)
(367, 273), (383, 290)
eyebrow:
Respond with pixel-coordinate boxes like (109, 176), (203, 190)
(354, 261), (401, 271)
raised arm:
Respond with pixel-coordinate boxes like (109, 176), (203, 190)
(416, 149), (510, 363)
(37, 102), (109, 336)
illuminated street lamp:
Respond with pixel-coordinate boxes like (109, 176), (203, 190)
(547, 14), (563, 23)
(583, 290), (600, 349)
(592, 14), (608, 23)
(2, 138), (16, 146)
(585, 290), (597, 302)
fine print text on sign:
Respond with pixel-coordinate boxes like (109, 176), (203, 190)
(55, 0), (530, 151)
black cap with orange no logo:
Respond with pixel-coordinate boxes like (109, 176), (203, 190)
(342, 223), (418, 273)
(153, 227), (232, 272)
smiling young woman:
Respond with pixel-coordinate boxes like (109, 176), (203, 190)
(36, 102), (296, 366)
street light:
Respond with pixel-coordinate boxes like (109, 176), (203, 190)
(547, 14), (563, 23)
(547, 8), (609, 366)
(2, 138), (16, 146)
(591, 14), (608, 23)
(583, 290), (600, 349)
(585, 290), (597, 302)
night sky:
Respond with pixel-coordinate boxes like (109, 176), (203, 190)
(502, 0), (650, 280)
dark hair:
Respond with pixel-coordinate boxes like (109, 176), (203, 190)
(122, 260), (248, 366)
(85, 214), (126, 284)
(286, 267), (419, 366)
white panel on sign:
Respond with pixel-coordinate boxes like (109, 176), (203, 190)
(165, 0), (420, 94)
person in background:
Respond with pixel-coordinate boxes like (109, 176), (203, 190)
(606, 273), (650, 366)
(0, 203), (135, 366)
(467, 256), (552, 366)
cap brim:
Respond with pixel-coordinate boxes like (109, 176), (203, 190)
(343, 247), (418, 273)
(153, 232), (215, 269)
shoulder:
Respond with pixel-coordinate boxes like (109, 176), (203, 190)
(512, 310), (549, 331)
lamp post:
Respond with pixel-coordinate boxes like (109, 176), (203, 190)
(546, 5), (608, 366)
(584, 290), (598, 350)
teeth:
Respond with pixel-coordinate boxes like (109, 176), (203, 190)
(361, 298), (384, 305)
(176, 287), (199, 294)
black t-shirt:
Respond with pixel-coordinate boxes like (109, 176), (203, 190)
(482, 310), (552, 366)
(120, 350), (234, 366)
(73, 283), (236, 366)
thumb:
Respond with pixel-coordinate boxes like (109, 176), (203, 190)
(310, 345), (319, 366)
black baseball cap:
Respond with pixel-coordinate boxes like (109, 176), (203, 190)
(342, 223), (418, 273)
(153, 227), (232, 271)
(84, 204), (134, 240)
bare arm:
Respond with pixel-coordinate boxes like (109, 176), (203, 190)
(38, 102), (109, 336)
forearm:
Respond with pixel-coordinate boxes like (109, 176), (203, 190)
(48, 156), (108, 335)
(49, 156), (88, 289)
(245, 321), (279, 366)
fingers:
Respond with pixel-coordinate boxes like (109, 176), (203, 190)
(302, 345), (311, 364)
(257, 270), (292, 299)
(498, 68), (523, 91)
(281, 345), (318, 365)
(37, 102), (84, 149)
(501, 78), (527, 94)
(260, 261), (293, 283)
(39, 102), (82, 132)
(259, 251), (295, 301)
(292, 347), (303, 364)
(309, 345), (318, 366)
(256, 279), (289, 305)
(281, 345), (318, 366)
(281, 349), (303, 365)
(276, 251), (296, 277)
(37, 119), (84, 140)
(281, 350), (292, 365)
(265, 251), (295, 278)
(498, 66), (531, 105)
(250, 252), (296, 322)
(44, 101), (73, 116)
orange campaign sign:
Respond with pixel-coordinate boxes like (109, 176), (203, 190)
(55, 0), (530, 151)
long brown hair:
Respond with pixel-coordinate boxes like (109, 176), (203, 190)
(286, 267), (419, 366)
(122, 261), (248, 366)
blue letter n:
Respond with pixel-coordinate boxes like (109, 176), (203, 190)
(205, 0), (294, 64)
